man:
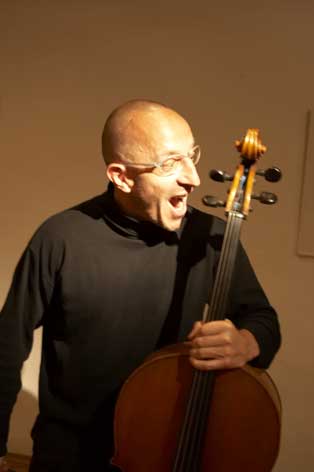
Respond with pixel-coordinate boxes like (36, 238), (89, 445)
(0, 100), (281, 471)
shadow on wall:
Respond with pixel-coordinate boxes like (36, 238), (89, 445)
(8, 389), (38, 456)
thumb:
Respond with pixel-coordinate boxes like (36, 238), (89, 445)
(187, 321), (203, 340)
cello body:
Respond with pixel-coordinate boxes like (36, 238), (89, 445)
(112, 343), (281, 472)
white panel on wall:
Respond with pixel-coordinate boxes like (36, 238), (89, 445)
(297, 110), (314, 257)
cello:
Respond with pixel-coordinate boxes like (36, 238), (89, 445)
(112, 129), (282, 471)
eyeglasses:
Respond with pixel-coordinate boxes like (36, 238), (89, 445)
(121, 145), (201, 177)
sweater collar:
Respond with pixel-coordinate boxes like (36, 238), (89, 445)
(101, 183), (186, 243)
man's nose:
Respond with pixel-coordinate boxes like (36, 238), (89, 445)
(177, 158), (201, 188)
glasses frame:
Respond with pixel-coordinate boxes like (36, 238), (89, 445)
(120, 145), (201, 176)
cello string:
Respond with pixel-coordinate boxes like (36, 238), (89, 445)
(174, 214), (239, 468)
(214, 212), (234, 316)
(209, 211), (236, 320)
(172, 370), (204, 470)
(214, 213), (242, 321)
(173, 211), (244, 471)
(173, 366), (214, 471)
(174, 371), (214, 471)
(216, 215), (242, 321)
(205, 212), (233, 321)
(212, 211), (241, 319)
(188, 373), (214, 470)
(185, 215), (243, 468)
(190, 218), (241, 466)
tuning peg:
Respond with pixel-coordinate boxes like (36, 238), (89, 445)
(202, 195), (226, 208)
(252, 192), (278, 204)
(209, 169), (233, 182)
(256, 167), (282, 182)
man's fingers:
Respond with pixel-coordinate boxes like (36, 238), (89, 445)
(187, 321), (203, 339)
(190, 345), (231, 360)
(189, 356), (237, 371)
(190, 333), (232, 348)
(188, 319), (234, 339)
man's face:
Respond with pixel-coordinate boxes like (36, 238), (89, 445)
(124, 112), (201, 231)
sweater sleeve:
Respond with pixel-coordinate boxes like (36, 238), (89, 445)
(228, 242), (281, 369)
(0, 227), (61, 456)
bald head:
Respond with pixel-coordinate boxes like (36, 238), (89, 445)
(102, 100), (200, 230)
(101, 100), (193, 165)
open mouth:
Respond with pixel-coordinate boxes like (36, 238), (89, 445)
(169, 195), (187, 216)
(170, 196), (184, 207)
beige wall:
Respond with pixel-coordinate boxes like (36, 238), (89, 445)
(1, 1), (314, 470)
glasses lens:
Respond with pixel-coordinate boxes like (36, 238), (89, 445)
(154, 146), (201, 176)
(190, 146), (201, 165)
(156, 157), (180, 176)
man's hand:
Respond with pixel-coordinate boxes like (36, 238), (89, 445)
(0, 457), (9, 472)
(188, 319), (260, 371)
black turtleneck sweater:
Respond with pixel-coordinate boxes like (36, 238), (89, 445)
(0, 188), (281, 458)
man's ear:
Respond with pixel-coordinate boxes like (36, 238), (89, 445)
(106, 163), (133, 193)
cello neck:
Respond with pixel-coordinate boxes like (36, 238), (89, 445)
(204, 210), (244, 323)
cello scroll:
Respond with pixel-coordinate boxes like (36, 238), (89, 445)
(203, 128), (282, 217)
